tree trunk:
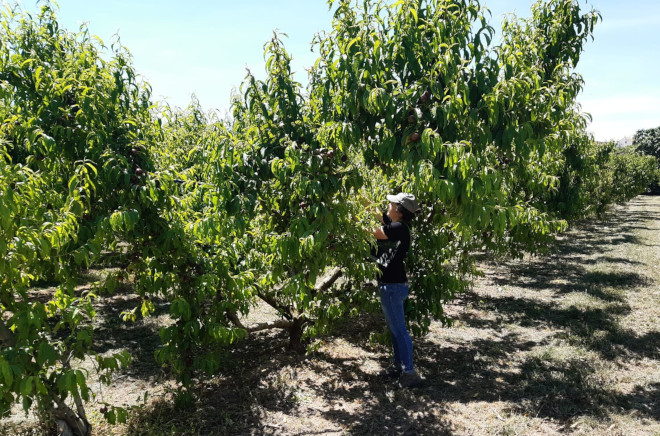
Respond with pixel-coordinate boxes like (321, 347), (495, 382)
(287, 317), (306, 353)
(0, 319), (90, 435)
(52, 398), (91, 436)
(50, 380), (91, 436)
(56, 420), (75, 436)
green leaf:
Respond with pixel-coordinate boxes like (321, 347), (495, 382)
(34, 66), (43, 89)
(20, 376), (33, 396)
(0, 360), (13, 387)
(37, 342), (56, 366)
(170, 298), (191, 321)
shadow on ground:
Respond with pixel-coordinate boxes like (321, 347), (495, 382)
(118, 200), (660, 435)
(91, 289), (170, 379)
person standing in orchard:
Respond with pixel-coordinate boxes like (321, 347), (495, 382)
(370, 193), (422, 388)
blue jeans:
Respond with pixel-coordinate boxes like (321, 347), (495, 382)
(379, 283), (414, 372)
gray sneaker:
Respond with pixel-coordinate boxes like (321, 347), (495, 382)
(398, 370), (422, 388)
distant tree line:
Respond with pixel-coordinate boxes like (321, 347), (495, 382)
(633, 126), (660, 194)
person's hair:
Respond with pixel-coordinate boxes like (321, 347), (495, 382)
(396, 203), (416, 224)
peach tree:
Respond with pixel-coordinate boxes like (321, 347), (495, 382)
(212, 0), (607, 345)
(226, 34), (375, 349)
(309, 0), (601, 333)
(0, 3), (173, 434)
(142, 100), (256, 396)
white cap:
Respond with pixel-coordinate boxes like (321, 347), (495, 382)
(386, 193), (421, 213)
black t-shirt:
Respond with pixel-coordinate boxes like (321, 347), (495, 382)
(375, 214), (410, 284)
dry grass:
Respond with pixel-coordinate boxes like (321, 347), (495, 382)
(3, 195), (660, 435)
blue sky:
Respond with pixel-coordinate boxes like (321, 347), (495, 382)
(9, 0), (660, 141)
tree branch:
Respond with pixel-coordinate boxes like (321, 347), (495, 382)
(225, 309), (246, 330)
(72, 391), (88, 431)
(61, 358), (90, 435)
(246, 319), (295, 333)
(242, 268), (342, 335)
(312, 267), (342, 296)
(255, 287), (293, 321)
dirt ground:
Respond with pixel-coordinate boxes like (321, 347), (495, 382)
(3, 195), (660, 435)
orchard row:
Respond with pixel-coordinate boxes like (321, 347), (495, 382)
(0, 1), (657, 434)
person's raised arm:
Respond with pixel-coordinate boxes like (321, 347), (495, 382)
(372, 226), (388, 240)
